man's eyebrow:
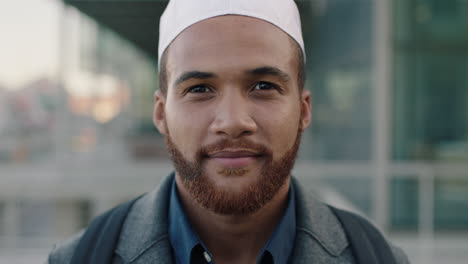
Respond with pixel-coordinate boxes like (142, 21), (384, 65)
(246, 66), (291, 82)
(174, 71), (217, 86)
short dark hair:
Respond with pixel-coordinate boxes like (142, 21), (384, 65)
(158, 41), (305, 95)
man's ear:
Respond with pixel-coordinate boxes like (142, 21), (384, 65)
(153, 90), (167, 135)
(300, 89), (312, 131)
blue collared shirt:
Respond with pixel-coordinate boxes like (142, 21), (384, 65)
(168, 178), (296, 264)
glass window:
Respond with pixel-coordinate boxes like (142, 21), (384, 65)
(305, 0), (374, 161)
(295, 172), (372, 216)
(393, 53), (468, 160)
(390, 177), (419, 231)
(393, 0), (468, 161)
(434, 177), (468, 230)
(322, 176), (373, 215)
(392, 0), (468, 233)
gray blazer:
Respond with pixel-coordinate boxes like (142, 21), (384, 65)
(47, 175), (410, 263)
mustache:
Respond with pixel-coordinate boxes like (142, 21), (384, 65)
(197, 138), (272, 158)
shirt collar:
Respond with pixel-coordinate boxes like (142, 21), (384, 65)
(168, 177), (296, 264)
(258, 182), (296, 264)
(168, 178), (205, 264)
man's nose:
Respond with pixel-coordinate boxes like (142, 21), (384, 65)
(209, 94), (257, 139)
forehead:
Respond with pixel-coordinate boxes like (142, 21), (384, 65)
(165, 15), (297, 82)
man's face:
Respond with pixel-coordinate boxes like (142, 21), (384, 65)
(154, 15), (311, 215)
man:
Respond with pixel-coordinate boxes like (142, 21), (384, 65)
(47, 0), (410, 263)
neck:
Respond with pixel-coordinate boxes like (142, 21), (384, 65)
(175, 175), (291, 264)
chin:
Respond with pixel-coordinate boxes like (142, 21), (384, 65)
(206, 167), (261, 192)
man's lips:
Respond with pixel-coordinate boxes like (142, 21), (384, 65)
(207, 150), (262, 167)
(208, 150), (260, 158)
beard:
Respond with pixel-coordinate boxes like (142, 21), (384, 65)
(165, 129), (302, 216)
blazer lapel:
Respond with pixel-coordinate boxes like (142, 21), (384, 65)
(115, 174), (176, 264)
(289, 177), (349, 263)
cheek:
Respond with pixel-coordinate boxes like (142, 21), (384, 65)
(164, 101), (210, 156)
(254, 102), (301, 155)
(273, 122), (300, 158)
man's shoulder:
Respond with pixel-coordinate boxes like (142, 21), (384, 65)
(330, 206), (410, 264)
(45, 190), (155, 264)
(292, 177), (410, 263)
(45, 174), (174, 264)
(390, 242), (411, 264)
(46, 230), (84, 264)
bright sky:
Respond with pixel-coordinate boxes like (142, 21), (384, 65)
(0, 0), (60, 90)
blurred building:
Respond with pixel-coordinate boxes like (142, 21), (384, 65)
(0, 0), (467, 263)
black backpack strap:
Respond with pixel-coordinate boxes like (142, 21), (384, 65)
(70, 195), (142, 264)
(329, 206), (397, 264)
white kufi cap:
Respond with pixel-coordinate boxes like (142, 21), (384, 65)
(158, 0), (305, 65)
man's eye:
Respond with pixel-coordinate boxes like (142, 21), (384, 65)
(187, 85), (211, 93)
(253, 82), (278, 91)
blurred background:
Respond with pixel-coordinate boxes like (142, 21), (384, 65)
(0, 0), (467, 263)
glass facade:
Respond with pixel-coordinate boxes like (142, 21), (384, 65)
(392, 0), (468, 230)
(434, 177), (468, 230)
(393, 0), (468, 161)
(391, 176), (419, 230)
(306, 0), (374, 161)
